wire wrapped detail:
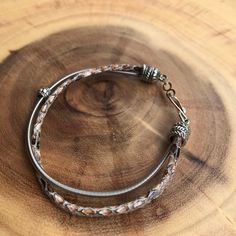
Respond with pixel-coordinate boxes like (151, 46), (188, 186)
(140, 64), (161, 83)
(169, 121), (191, 145)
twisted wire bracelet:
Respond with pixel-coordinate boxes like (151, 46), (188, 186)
(26, 64), (190, 217)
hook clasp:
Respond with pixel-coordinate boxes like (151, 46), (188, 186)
(167, 94), (189, 124)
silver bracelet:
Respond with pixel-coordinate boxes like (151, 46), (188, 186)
(26, 64), (190, 217)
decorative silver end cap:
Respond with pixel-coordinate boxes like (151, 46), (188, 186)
(169, 121), (191, 145)
(140, 64), (160, 83)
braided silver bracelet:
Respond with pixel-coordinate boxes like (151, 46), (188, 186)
(26, 64), (190, 217)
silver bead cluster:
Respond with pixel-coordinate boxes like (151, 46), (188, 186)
(169, 121), (191, 145)
(140, 64), (160, 83)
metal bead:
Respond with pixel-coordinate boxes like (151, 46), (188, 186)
(38, 87), (50, 98)
(140, 64), (160, 83)
(169, 121), (191, 145)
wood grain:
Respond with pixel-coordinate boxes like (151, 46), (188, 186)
(0, 0), (236, 235)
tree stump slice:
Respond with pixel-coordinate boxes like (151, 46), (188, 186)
(0, 1), (236, 235)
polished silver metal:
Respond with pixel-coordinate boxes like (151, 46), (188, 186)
(26, 64), (190, 201)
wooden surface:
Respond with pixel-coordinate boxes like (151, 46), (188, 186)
(0, 0), (236, 235)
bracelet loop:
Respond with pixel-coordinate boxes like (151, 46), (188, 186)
(26, 64), (190, 217)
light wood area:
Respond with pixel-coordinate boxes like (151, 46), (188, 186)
(0, 0), (236, 235)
